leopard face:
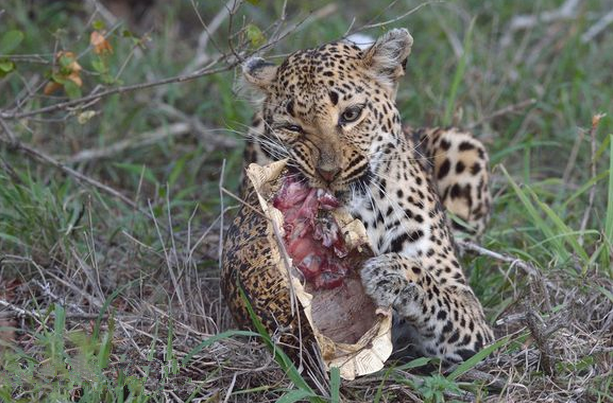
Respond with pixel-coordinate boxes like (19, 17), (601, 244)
(243, 30), (413, 193)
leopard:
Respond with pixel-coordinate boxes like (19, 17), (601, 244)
(237, 28), (494, 364)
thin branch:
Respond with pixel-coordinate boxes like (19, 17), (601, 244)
(467, 98), (536, 129)
(353, 1), (443, 32)
(0, 299), (45, 322)
(0, 61), (233, 120)
(0, 153), (22, 184)
(63, 122), (191, 163)
(500, 0), (584, 47)
(184, 0), (232, 74)
(581, 9), (613, 43)
(562, 126), (586, 184)
(578, 113), (605, 245)
(0, 298), (108, 320)
(456, 240), (561, 293)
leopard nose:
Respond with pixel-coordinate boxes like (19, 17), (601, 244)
(316, 166), (341, 183)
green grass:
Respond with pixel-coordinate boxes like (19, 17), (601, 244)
(1, 0), (612, 401)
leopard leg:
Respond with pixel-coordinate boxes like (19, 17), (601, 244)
(409, 127), (492, 238)
(360, 253), (494, 363)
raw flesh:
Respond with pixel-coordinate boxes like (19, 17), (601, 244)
(273, 175), (352, 289)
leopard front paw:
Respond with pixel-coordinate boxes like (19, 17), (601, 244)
(360, 255), (409, 309)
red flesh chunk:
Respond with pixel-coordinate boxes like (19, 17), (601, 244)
(272, 176), (350, 290)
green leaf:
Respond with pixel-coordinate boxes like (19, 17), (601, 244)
(91, 58), (108, 74)
(93, 20), (106, 30)
(63, 80), (82, 99)
(93, 281), (134, 341)
(58, 53), (77, 69)
(277, 390), (317, 403)
(330, 366), (341, 403)
(393, 356), (433, 371)
(561, 169), (609, 209)
(245, 0), (261, 5)
(0, 30), (24, 54)
(98, 315), (115, 369)
(245, 24), (266, 48)
(113, 163), (157, 184)
(447, 336), (509, 381)
(500, 165), (570, 262)
(0, 59), (15, 73)
(0, 232), (24, 247)
(598, 286), (613, 303)
(51, 72), (69, 85)
(101, 73), (116, 84)
(525, 186), (589, 262)
(168, 155), (188, 187)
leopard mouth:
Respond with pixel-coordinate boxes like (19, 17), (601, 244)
(285, 160), (371, 199)
(284, 165), (351, 201)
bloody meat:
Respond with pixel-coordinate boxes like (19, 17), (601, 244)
(272, 175), (355, 290)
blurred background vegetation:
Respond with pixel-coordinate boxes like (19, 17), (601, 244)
(0, 0), (611, 401)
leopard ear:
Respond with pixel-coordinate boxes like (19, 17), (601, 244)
(362, 29), (413, 95)
(242, 57), (278, 91)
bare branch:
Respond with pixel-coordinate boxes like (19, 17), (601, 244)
(0, 61), (234, 120)
(500, 0), (584, 47)
(456, 240), (562, 293)
(467, 98), (536, 129)
(352, 1), (443, 32)
(578, 113), (605, 245)
(582, 9), (613, 43)
(64, 122), (190, 163)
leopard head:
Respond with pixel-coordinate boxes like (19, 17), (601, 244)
(243, 29), (413, 193)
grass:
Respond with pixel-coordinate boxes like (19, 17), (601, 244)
(1, 0), (612, 401)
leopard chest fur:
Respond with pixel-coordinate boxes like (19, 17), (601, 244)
(346, 139), (460, 281)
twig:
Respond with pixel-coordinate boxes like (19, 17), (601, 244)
(83, 0), (119, 26)
(276, 4), (338, 41)
(458, 369), (507, 391)
(581, 9), (613, 43)
(0, 61), (233, 120)
(0, 299), (44, 321)
(222, 372), (238, 403)
(33, 280), (86, 314)
(457, 240), (538, 276)
(353, 1), (443, 32)
(63, 122), (191, 163)
(217, 160), (227, 328)
(467, 99), (536, 129)
(562, 126), (587, 184)
(500, 0), (584, 47)
(0, 117), (153, 219)
(457, 240), (562, 293)
(156, 103), (238, 150)
(523, 310), (567, 375)
(0, 116), (16, 144)
(0, 297), (110, 320)
(183, 0), (233, 73)
(578, 113), (605, 246)
(149, 199), (187, 320)
(0, 153), (22, 184)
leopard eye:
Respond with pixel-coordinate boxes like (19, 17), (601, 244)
(283, 124), (303, 133)
(340, 106), (363, 124)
